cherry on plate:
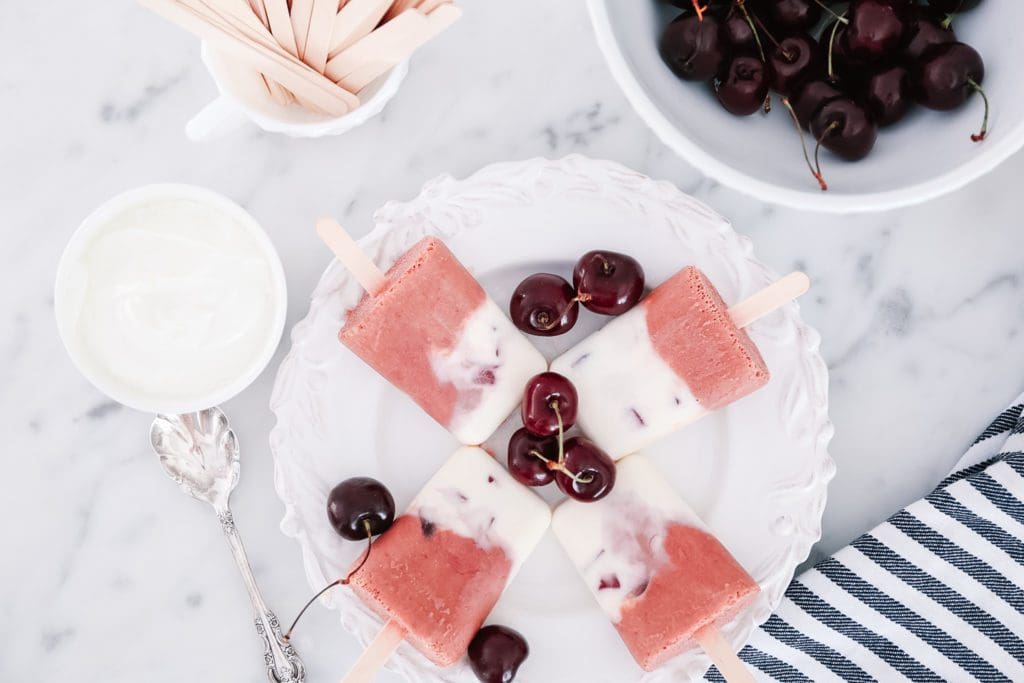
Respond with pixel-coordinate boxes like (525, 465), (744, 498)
(555, 437), (616, 502)
(912, 41), (988, 140)
(660, 13), (729, 82)
(723, 11), (757, 50)
(522, 372), (578, 437)
(326, 477), (395, 541)
(509, 273), (578, 336)
(573, 250), (645, 315)
(468, 625), (529, 683)
(507, 428), (558, 487)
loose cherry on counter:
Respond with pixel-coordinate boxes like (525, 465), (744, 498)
(509, 273), (579, 336)
(555, 437), (616, 503)
(522, 372), (578, 436)
(468, 625), (529, 683)
(573, 250), (645, 315)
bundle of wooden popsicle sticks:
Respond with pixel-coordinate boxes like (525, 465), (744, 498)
(140, 0), (461, 117)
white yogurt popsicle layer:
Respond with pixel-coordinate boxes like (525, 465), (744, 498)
(340, 237), (546, 445)
(551, 266), (769, 459)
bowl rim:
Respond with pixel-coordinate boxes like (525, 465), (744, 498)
(54, 183), (288, 415)
(588, 0), (1024, 214)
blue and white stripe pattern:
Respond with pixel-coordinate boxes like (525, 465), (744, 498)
(708, 397), (1024, 682)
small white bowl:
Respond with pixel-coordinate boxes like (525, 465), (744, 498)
(589, 0), (1024, 213)
(55, 184), (288, 414)
(187, 44), (409, 141)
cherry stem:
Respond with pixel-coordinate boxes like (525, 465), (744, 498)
(545, 401), (595, 485)
(734, 0), (765, 62)
(827, 15), (845, 80)
(781, 97), (828, 192)
(283, 518), (374, 641)
(691, 0), (707, 20)
(814, 121), (839, 190)
(968, 78), (989, 142)
(763, 93), (772, 114)
(810, 0), (848, 24)
(751, 13), (790, 58)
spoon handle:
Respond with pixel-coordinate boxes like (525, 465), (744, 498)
(218, 508), (306, 682)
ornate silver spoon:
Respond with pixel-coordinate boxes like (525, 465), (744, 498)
(150, 407), (305, 682)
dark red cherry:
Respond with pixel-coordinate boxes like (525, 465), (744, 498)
(766, 0), (822, 32)
(769, 33), (822, 96)
(522, 372), (578, 437)
(468, 625), (529, 683)
(826, 25), (871, 86)
(811, 97), (878, 161)
(903, 9), (956, 62)
(326, 477), (395, 541)
(791, 78), (843, 128)
(715, 54), (771, 115)
(555, 437), (616, 502)
(863, 64), (911, 126)
(723, 11), (757, 50)
(507, 428), (558, 487)
(913, 41), (988, 140)
(573, 250), (645, 315)
(913, 42), (984, 110)
(845, 0), (908, 62)
(660, 14), (729, 81)
(509, 274), (578, 336)
(927, 0), (981, 13)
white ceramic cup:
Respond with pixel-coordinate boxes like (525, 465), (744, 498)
(55, 184), (289, 414)
(187, 44), (409, 141)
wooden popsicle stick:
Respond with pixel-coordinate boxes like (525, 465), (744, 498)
(291, 0), (315, 58)
(695, 626), (756, 683)
(326, 5), (461, 90)
(328, 0), (391, 57)
(414, 0), (449, 13)
(248, 0), (270, 26)
(728, 272), (810, 329)
(263, 0), (299, 55)
(141, 0), (357, 115)
(339, 620), (406, 683)
(383, 0), (418, 22)
(303, 0), (340, 72)
(316, 217), (387, 295)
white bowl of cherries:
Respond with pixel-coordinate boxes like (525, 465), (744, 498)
(589, 0), (1024, 213)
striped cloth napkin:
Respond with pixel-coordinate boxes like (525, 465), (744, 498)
(708, 396), (1024, 682)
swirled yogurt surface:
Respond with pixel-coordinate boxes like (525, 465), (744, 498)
(56, 190), (285, 412)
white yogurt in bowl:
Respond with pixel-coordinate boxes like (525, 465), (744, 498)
(56, 185), (288, 414)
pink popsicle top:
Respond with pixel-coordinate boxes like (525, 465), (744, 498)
(616, 522), (760, 671)
(645, 266), (769, 410)
(339, 237), (487, 429)
(347, 513), (512, 666)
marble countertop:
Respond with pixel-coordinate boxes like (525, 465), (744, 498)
(4, 1), (1024, 681)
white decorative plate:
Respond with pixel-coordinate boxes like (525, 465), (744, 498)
(270, 155), (834, 682)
